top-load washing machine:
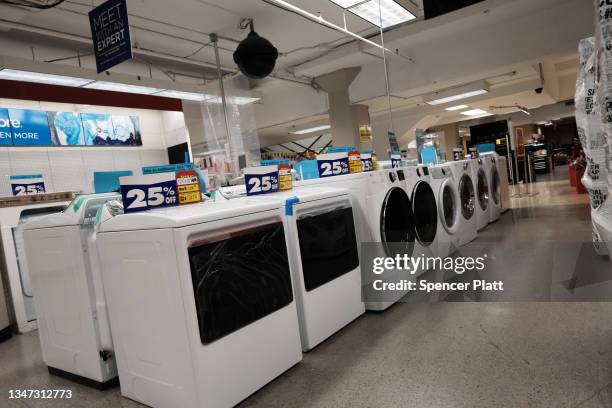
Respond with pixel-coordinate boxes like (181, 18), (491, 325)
(402, 166), (439, 268)
(429, 164), (460, 258)
(497, 155), (511, 213)
(448, 160), (478, 246)
(481, 152), (501, 223)
(362, 168), (416, 311)
(223, 186), (364, 351)
(22, 193), (120, 388)
(472, 158), (490, 231)
(96, 199), (302, 408)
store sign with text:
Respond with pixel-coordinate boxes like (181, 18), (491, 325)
(244, 165), (280, 196)
(89, 0), (133, 73)
(10, 174), (46, 196)
(120, 173), (178, 213)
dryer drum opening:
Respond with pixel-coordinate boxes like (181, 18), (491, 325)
(459, 174), (475, 220)
(442, 184), (457, 229)
(412, 181), (437, 246)
(477, 169), (489, 211)
(380, 187), (416, 258)
(491, 169), (501, 205)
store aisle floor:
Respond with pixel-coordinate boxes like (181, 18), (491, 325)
(2, 166), (612, 408)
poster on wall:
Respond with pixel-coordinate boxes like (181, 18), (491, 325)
(81, 113), (115, 145)
(48, 112), (86, 146)
(0, 108), (12, 146)
(111, 116), (142, 146)
(8, 109), (52, 146)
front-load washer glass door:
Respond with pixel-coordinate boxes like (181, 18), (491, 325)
(458, 174), (475, 220)
(188, 222), (293, 344)
(477, 168), (489, 211)
(380, 187), (415, 257)
(440, 181), (458, 232)
(412, 181), (437, 246)
(491, 167), (501, 205)
(297, 206), (359, 292)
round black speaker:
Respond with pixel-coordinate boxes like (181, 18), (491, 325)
(233, 30), (278, 79)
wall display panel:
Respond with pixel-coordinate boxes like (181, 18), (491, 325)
(8, 109), (52, 146)
(0, 108), (12, 146)
(48, 112), (86, 146)
(110, 116), (142, 146)
(80, 113), (115, 146)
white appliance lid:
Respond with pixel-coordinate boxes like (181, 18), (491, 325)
(98, 198), (281, 232)
(254, 187), (349, 203)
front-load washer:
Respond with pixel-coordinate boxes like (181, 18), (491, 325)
(230, 187), (364, 351)
(481, 153), (501, 223)
(363, 168), (416, 311)
(22, 193), (120, 388)
(448, 160), (478, 246)
(472, 158), (490, 231)
(497, 155), (511, 213)
(429, 164), (461, 258)
(96, 199), (302, 408)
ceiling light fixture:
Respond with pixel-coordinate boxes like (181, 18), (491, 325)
(83, 81), (162, 95)
(445, 104), (469, 111)
(290, 125), (331, 135)
(461, 109), (489, 116)
(424, 81), (490, 106)
(0, 69), (93, 87)
(154, 90), (207, 101)
(337, 0), (417, 28)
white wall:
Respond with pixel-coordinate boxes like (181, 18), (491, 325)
(0, 98), (188, 196)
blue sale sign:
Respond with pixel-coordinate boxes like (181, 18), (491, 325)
(317, 153), (350, 178)
(244, 166), (280, 196)
(120, 174), (178, 213)
(89, 0), (132, 73)
(10, 174), (45, 196)
(8, 109), (52, 146)
(0, 108), (12, 145)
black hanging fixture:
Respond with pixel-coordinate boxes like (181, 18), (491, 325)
(233, 19), (278, 79)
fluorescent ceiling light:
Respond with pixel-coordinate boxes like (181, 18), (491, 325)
(330, 0), (416, 28)
(83, 81), (162, 95)
(427, 89), (488, 106)
(469, 113), (493, 119)
(154, 90), (206, 101)
(445, 104), (469, 111)
(290, 125), (331, 135)
(202, 95), (261, 105)
(0, 69), (93, 87)
(461, 109), (489, 116)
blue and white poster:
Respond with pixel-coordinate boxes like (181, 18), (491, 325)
(48, 112), (85, 146)
(111, 116), (142, 146)
(0, 108), (12, 146)
(81, 113), (115, 145)
(89, 0), (132, 73)
(8, 109), (52, 146)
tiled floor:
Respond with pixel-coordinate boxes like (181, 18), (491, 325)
(2, 166), (612, 408)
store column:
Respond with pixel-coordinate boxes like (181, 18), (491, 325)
(316, 68), (372, 149)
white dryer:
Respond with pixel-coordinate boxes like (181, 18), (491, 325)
(472, 158), (490, 231)
(402, 166), (439, 268)
(481, 153), (501, 222)
(497, 155), (511, 213)
(429, 164), (460, 258)
(448, 160), (478, 246)
(22, 193), (120, 388)
(237, 187), (364, 351)
(96, 199), (302, 408)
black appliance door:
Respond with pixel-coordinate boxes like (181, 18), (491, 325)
(458, 174), (475, 220)
(380, 187), (415, 257)
(477, 168), (489, 211)
(412, 181), (437, 246)
(297, 206), (360, 292)
(491, 168), (501, 205)
(188, 223), (293, 344)
(441, 182), (457, 230)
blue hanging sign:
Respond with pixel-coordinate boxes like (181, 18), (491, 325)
(88, 0), (133, 73)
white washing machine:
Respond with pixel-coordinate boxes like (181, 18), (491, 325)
(472, 158), (490, 231)
(429, 164), (460, 258)
(0, 269), (10, 343)
(0, 198), (71, 333)
(362, 168), (416, 311)
(96, 199), (303, 408)
(448, 160), (478, 246)
(497, 155), (511, 213)
(22, 193), (120, 388)
(224, 186), (364, 351)
(481, 153), (501, 223)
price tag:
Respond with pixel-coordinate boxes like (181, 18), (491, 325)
(244, 166), (280, 196)
(391, 154), (402, 169)
(10, 174), (45, 196)
(361, 155), (374, 172)
(317, 153), (350, 178)
(120, 173), (178, 213)
(278, 163), (293, 191)
(348, 150), (363, 173)
(176, 170), (203, 205)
